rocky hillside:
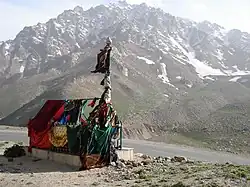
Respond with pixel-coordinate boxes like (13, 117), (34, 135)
(0, 1), (250, 152)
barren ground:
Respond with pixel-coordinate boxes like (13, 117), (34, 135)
(0, 152), (250, 187)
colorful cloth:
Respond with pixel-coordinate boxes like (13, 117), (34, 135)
(67, 125), (90, 154)
(29, 123), (52, 150)
(49, 126), (68, 147)
(28, 100), (64, 132)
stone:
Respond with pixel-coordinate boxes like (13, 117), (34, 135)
(119, 159), (125, 163)
(116, 161), (126, 168)
(186, 160), (195, 164)
(132, 161), (139, 167)
(171, 156), (187, 162)
(142, 159), (152, 165)
(135, 153), (144, 157)
(78, 174), (84, 177)
(141, 154), (150, 159)
(110, 162), (116, 167)
(164, 157), (171, 161)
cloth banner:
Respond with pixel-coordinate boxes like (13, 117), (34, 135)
(49, 126), (68, 147)
(29, 124), (52, 149)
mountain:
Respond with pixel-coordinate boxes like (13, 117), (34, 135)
(1, 1), (250, 154)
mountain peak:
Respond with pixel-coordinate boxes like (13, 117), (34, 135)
(0, 1), (250, 80)
(117, 0), (128, 5)
(73, 6), (84, 14)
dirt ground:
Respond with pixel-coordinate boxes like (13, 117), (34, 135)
(0, 153), (250, 187)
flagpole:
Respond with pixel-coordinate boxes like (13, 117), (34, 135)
(91, 37), (123, 150)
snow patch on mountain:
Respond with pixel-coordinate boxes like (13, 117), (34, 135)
(186, 83), (192, 88)
(225, 65), (250, 76)
(158, 63), (170, 83)
(205, 76), (215, 81)
(32, 37), (43, 44)
(229, 76), (241, 82)
(215, 49), (224, 61)
(2, 42), (12, 56)
(4, 43), (11, 50)
(168, 35), (226, 78)
(137, 56), (155, 64)
(228, 50), (234, 55)
(176, 76), (182, 80)
(213, 27), (227, 41)
(158, 63), (177, 89)
(164, 94), (169, 98)
(186, 52), (226, 78)
(19, 65), (25, 73)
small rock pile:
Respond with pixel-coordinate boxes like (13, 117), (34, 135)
(104, 154), (250, 187)
(111, 154), (190, 169)
(3, 144), (26, 158)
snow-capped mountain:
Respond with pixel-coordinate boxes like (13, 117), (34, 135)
(1, 1), (250, 148)
(1, 1), (250, 82)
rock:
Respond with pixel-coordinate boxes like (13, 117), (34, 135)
(225, 161), (234, 166)
(78, 174), (84, 177)
(141, 159), (152, 165)
(141, 154), (151, 159)
(164, 157), (171, 161)
(186, 159), (195, 164)
(119, 159), (125, 163)
(134, 153), (144, 157)
(139, 162), (144, 166)
(126, 160), (134, 165)
(91, 182), (100, 186)
(104, 178), (109, 182)
(156, 156), (163, 160)
(116, 161), (126, 168)
(171, 156), (187, 163)
(131, 161), (140, 167)
(110, 162), (116, 167)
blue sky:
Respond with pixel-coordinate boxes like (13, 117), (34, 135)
(0, 0), (249, 41)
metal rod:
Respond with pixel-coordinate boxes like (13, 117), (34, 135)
(120, 120), (123, 150)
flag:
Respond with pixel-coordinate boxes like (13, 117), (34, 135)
(91, 44), (112, 74)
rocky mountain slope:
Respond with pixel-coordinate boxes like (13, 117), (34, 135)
(0, 1), (250, 153)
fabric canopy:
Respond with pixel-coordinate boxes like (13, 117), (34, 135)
(28, 100), (64, 133)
